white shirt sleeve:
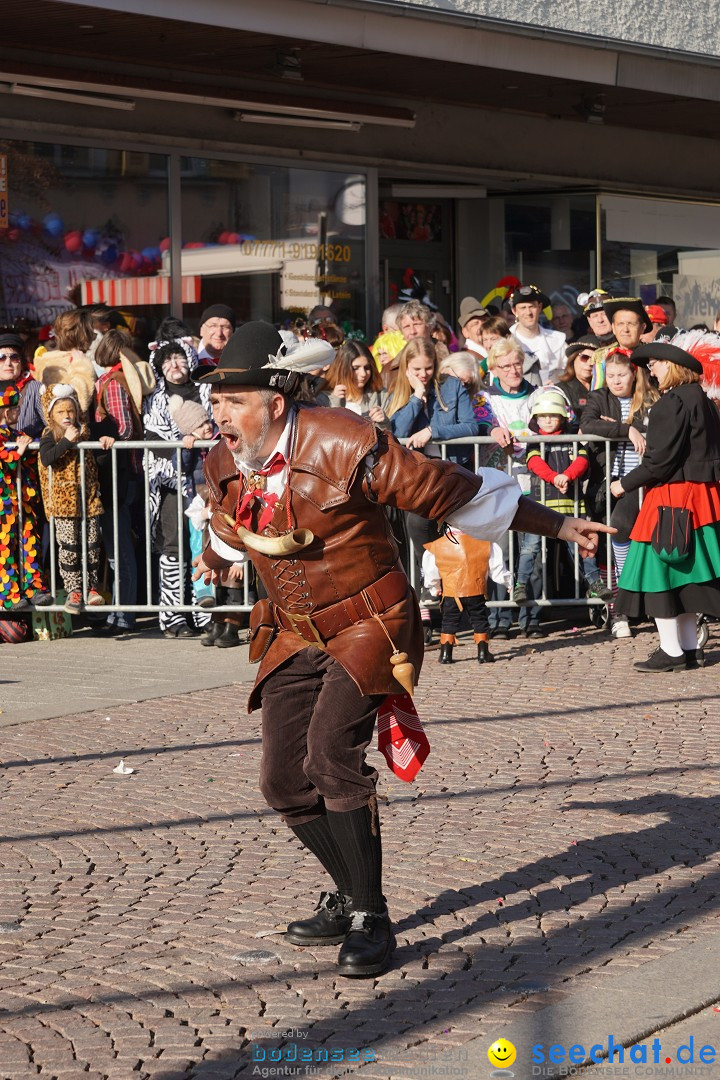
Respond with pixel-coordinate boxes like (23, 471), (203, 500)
(445, 469), (521, 542)
(208, 523), (247, 565)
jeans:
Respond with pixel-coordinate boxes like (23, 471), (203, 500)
(101, 476), (138, 629)
(488, 530), (541, 631)
(516, 534), (602, 588)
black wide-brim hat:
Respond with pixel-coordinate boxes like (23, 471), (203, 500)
(631, 342), (703, 374)
(199, 321), (290, 388)
(566, 334), (603, 359)
(602, 297), (653, 334)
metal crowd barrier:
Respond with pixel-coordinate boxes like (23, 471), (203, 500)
(402, 433), (617, 608)
(9, 435), (619, 617)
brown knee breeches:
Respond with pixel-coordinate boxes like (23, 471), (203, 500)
(258, 646), (383, 826)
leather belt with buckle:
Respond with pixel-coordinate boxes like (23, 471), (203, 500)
(275, 566), (409, 647)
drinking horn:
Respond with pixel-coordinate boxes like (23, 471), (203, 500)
(221, 512), (314, 556)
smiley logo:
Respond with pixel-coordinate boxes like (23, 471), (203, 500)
(488, 1039), (517, 1069)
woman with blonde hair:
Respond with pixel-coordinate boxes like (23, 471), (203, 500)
(387, 339), (479, 460)
(612, 332), (720, 669)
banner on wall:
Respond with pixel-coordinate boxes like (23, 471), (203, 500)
(0, 238), (108, 325)
(673, 274), (720, 328)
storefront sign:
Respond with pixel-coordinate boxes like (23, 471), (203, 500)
(0, 155), (8, 230)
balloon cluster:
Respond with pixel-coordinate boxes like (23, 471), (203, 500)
(1, 210), (166, 276)
(2, 211), (257, 271)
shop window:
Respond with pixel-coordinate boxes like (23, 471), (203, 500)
(0, 139), (169, 336)
(600, 194), (720, 328)
(503, 194), (597, 319)
(180, 158), (367, 337)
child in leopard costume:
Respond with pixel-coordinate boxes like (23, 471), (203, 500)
(38, 384), (106, 614)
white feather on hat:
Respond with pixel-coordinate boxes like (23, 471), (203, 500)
(263, 338), (335, 373)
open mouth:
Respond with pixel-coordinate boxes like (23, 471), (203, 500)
(222, 431), (241, 451)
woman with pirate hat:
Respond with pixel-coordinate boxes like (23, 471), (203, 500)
(611, 331), (720, 671)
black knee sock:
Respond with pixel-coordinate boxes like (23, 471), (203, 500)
(290, 816), (352, 895)
(326, 802), (384, 913)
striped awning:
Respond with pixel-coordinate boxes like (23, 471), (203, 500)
(80, 275), (201, 306)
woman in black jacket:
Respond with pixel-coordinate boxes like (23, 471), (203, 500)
(611, 333), (720, 670)
(557, 334), (601, 427)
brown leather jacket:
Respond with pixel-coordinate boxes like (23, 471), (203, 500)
(203, 404), (484, 709)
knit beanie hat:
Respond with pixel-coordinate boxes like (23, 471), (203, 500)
(168, 394), (211, 435)
(0, 333), (23, 353)
(200, 304), (236, 329)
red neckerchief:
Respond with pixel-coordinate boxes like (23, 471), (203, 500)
(235, 451), (286, 532)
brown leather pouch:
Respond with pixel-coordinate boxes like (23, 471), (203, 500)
(248, 599), (276, 663)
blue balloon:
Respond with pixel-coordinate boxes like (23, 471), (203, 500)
(100, 245), (118, 265)
(16, 212), (32, 232)
(82, 228), (99, 248)
(43, 212), (64, 237)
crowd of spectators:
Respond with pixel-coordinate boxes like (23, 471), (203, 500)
(1, 281), (718, 652)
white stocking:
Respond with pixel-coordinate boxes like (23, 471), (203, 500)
(654, 617), (683, 657)
(677, 612), (699, 651)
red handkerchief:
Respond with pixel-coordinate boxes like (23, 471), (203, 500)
(377, 693), (430, 782)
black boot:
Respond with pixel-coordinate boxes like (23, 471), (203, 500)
(337, 909), (395, 977)
(685, 648), (706, 669)
(287, 889), (354, 950)
(438, 643), (454, 664)
(477, 641), (495, 664)
(634, 647), (686, 672)
(215, 623), (241, 648)
(286, 890), (354, 946)
(200, 622), (223, 647)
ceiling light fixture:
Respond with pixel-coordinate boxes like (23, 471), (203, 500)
(2, 83), (135, 111)
(235, 111), (361, 131)
(390, 184), (487, 199)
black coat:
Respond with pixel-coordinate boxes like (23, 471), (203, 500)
(560, 377), (592, 430)
(620, 382), (720, 493)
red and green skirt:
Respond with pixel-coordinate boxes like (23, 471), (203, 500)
(615, 481), (720, 619)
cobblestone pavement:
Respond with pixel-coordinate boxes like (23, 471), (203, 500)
(0, 622), (719, 1079)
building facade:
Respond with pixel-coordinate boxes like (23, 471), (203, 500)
(2, 0), (720, 335)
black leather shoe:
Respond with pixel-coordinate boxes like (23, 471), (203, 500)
(285, 891), (353, 946)
(634, 647), (686, 672)
(490, 628), (509, 640)
(685, 648), (706, 669)
(523, 624), (544, 639)
(337, 909), (395, 978)
(438, 643), (454, 664)
(201, 622), (224, 647)
(477, 642), (495, 664)
(423, 624), (433, 646)
(215, 623), (241, 648)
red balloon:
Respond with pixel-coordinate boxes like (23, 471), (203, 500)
(64, 230), (83, 254)
(184, 241), (205, 249)
(7, 228), (21, 242)
(218, 231), (232, 244)
(118, 252), (134, 274)
(159, 236), (170, 252)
